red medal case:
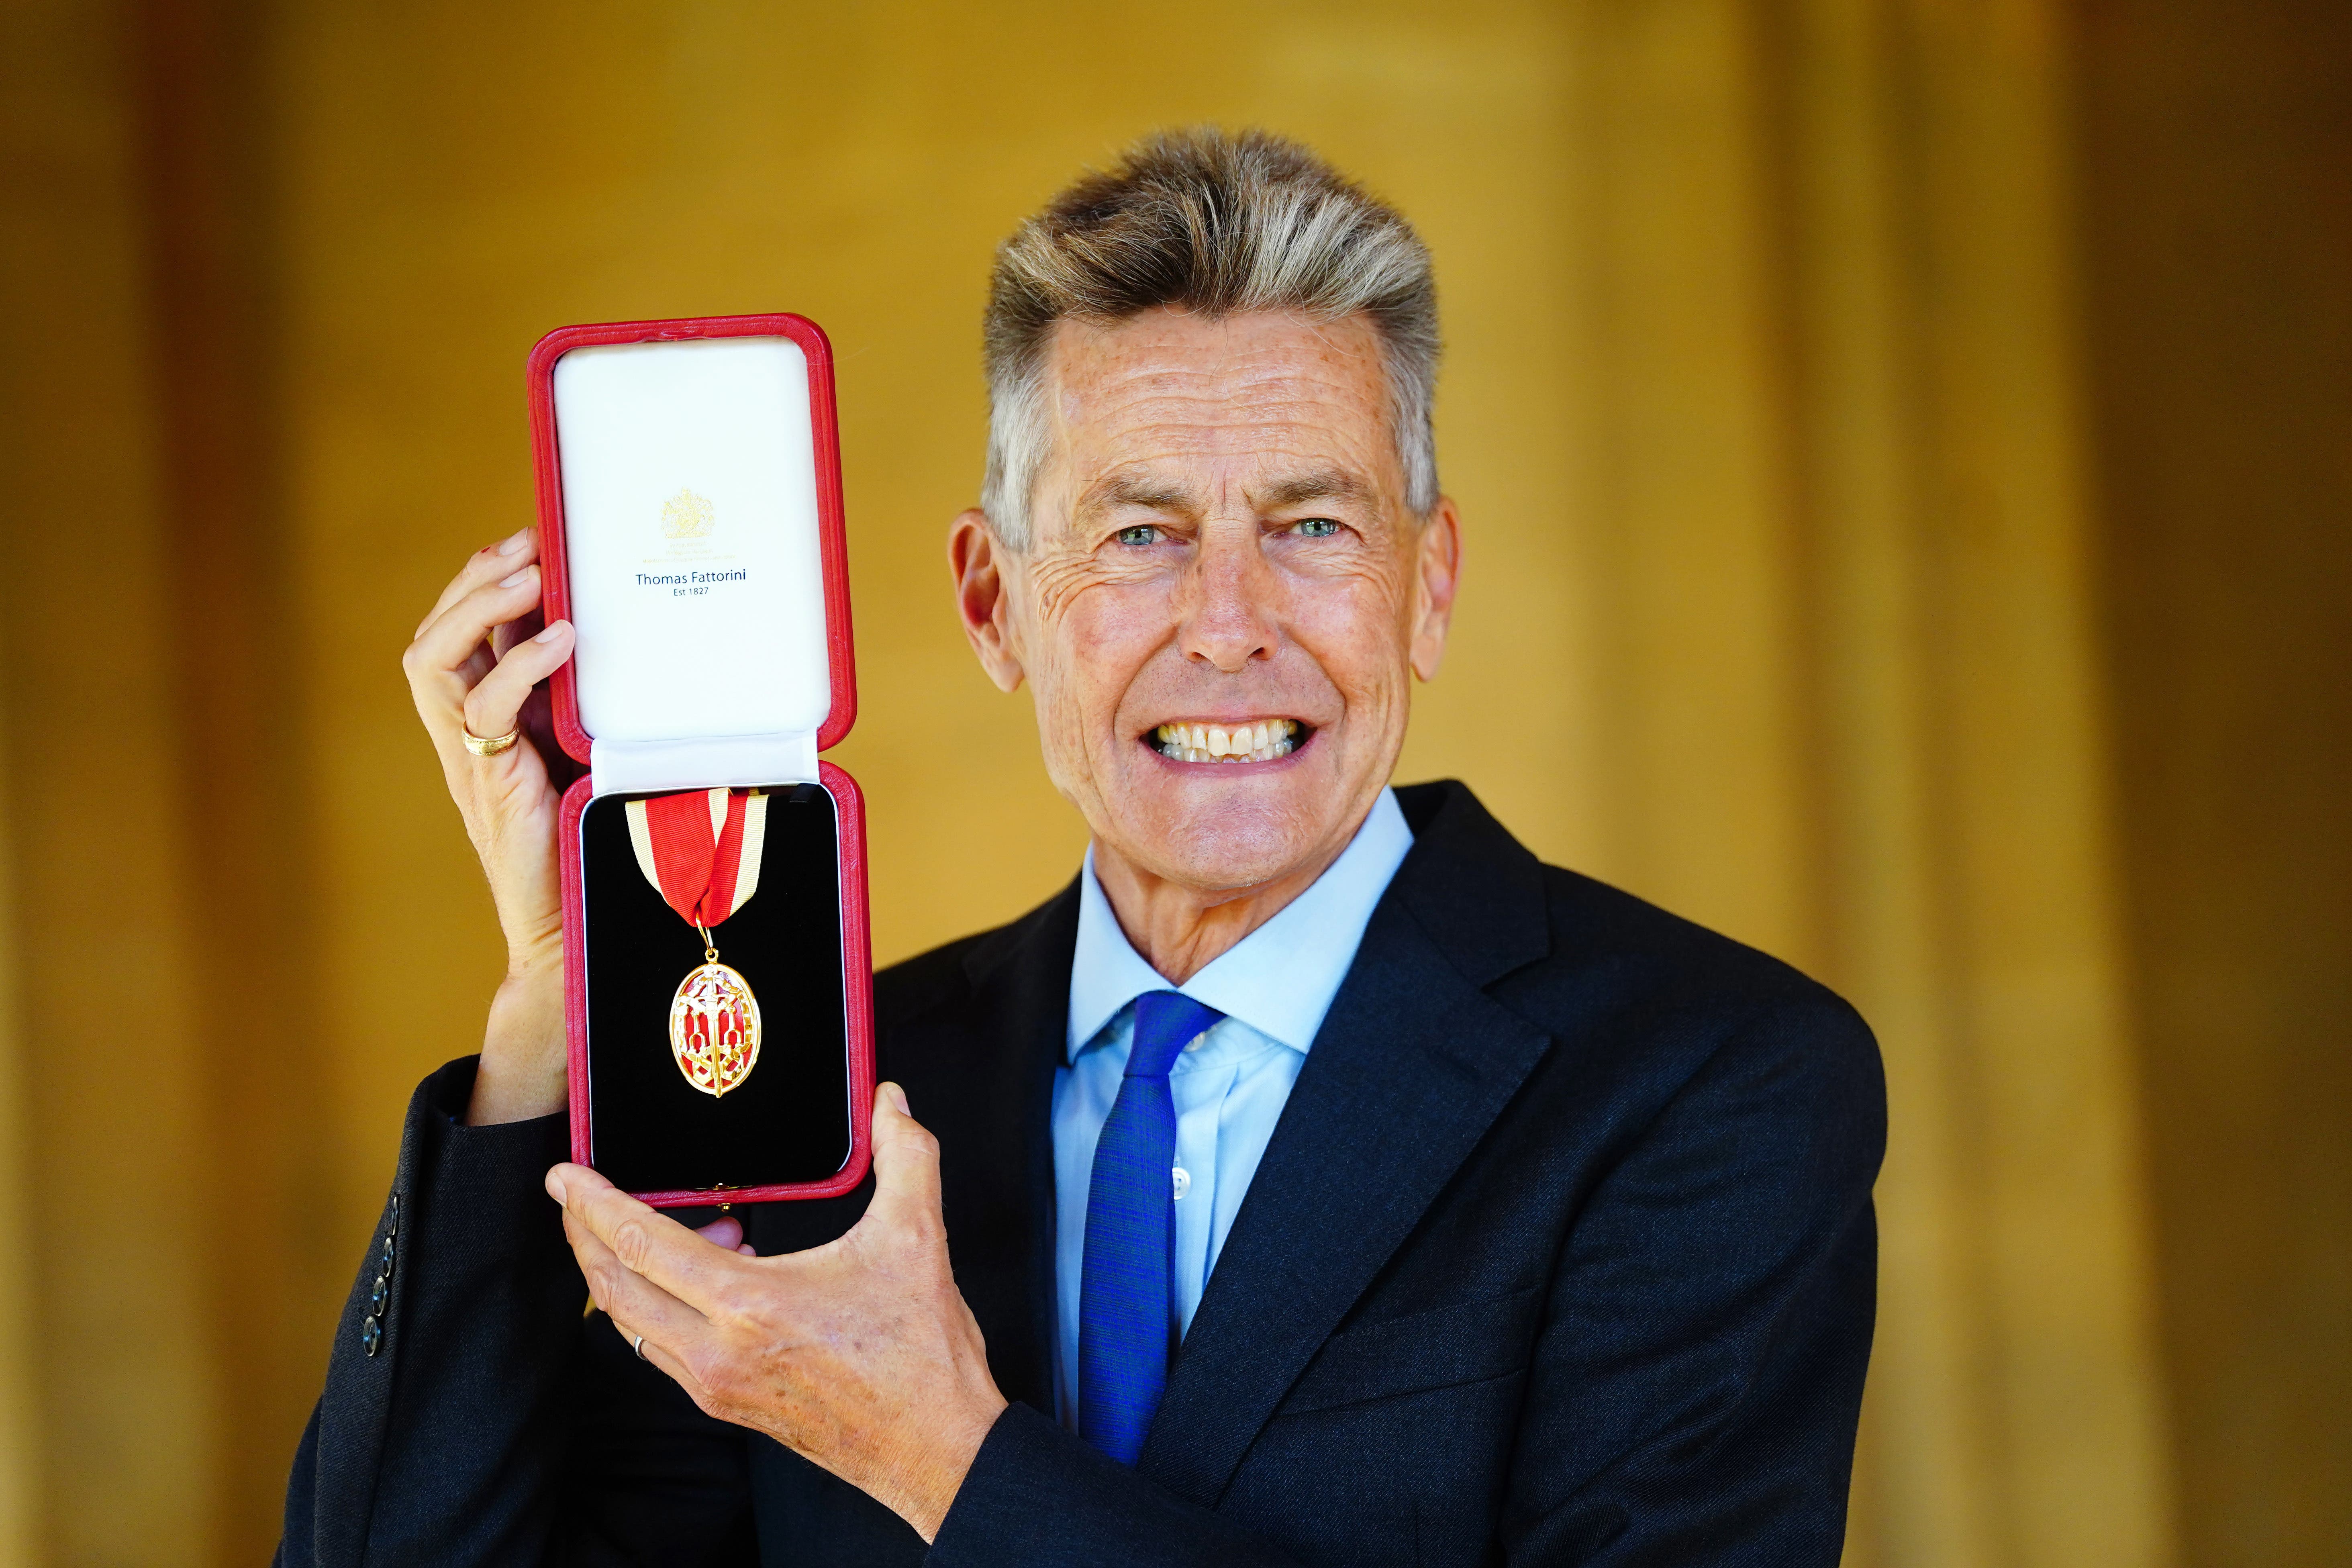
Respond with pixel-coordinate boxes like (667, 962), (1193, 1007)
(527, 315), (873, 1208)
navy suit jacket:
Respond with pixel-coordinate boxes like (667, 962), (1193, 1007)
(278, 780), (1884, 1566)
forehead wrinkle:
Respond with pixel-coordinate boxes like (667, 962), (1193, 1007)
(1106, 357), (1371, 414)
(1064, 338), (1384, 425)
(1053, 323), (1387, 439)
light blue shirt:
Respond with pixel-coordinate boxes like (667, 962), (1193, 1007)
(1052, 787), (1414, 1426)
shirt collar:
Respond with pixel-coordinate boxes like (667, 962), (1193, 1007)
(1066, 787), (1415, 1063)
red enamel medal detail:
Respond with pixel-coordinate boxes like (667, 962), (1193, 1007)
(625, 788), (770, 1097)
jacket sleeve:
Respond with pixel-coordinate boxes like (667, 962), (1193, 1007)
(276, 1057), (757, 1568)
(927, 996), (1882, 1568)
(1499, 995), (1884, 1566)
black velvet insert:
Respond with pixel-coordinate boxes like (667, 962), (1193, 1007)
(580, 783), (853, 1195)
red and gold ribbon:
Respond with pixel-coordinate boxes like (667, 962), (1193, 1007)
(624, 786), (770, 931)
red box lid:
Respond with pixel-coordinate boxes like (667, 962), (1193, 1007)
(527, 315), (856, 792)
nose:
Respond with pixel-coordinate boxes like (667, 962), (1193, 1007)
(1178, 526), (1280, 674)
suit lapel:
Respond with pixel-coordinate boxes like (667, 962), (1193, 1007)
(1137, 785), (1554, 1505)
(948, 884), (1077, 1413)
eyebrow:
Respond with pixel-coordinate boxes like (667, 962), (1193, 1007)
(1079, 472), (1197, 517)
(1257, 468), (1370, 512)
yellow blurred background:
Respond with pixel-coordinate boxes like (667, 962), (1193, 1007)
(1, 0), (2345, 1564)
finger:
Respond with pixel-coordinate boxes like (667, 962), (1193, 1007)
(546, 1162), (747, 1314)
(461, 621), (573, 745)
(692, 1215), (757, 1259)
(564, 1205), (715, 1389)
(412, 566), (546, 683)
(859, 1082), (946, 1237)
(419, 526), (538, 637)
(403, 574), (551, 746)
(490, 602), (547, 661)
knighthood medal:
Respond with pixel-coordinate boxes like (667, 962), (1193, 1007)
(625, 787), (770, 1097)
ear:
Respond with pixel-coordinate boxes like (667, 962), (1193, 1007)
(948, 509), (1027, 692)
(1408, 497), (1462, 683)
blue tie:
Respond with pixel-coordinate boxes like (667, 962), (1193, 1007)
(1078, 990), (1224, 1464)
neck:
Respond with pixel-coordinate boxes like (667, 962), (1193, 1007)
(1091, 822), (1364, 985)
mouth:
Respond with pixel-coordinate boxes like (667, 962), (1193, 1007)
(1149, 718), (1310, 765)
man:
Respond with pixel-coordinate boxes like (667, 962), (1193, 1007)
(280, 128), (1883, 1566)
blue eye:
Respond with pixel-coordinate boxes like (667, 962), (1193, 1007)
(1293, 518), (1341, 538)
(1115, 525), (1160, 546)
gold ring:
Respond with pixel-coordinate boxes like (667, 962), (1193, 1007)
(462, 726), (520, 757)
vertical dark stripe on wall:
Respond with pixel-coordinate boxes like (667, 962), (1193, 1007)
(2075, 3), (2352, 1564)
(133, 0), (331, 1560)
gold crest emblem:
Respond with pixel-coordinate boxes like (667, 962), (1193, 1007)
(660, 487), (716, 539)
(670, 959), (761, 1097)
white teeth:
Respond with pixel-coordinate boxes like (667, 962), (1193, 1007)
(1154, 720), (1304, 764)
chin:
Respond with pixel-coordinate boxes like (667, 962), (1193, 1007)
(1144, 790), (1338, 894)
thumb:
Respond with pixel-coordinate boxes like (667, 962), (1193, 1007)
(860, 1081), (945, 1237)
(545, 1161), (612, 1208)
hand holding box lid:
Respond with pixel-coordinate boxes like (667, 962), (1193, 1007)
(398, 527), (581, 1127)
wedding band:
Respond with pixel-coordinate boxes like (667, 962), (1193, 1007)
(462, 726), (519, 757)
(633, 1333), (647, 1361)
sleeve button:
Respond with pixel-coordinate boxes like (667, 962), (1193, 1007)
(380, 1235), (396, 1276)
(368, 1274), (388, 1316)
(361, 1316), (382, 1357)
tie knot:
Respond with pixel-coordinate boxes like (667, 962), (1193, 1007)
(1126, 991), (1223, 1079)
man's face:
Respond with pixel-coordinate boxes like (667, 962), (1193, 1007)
(953, 307), (1459, 897)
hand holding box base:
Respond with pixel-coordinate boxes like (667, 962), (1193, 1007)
(547, 1081), (1007, 1542)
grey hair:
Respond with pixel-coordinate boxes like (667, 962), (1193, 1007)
(980, 127), (1441, 548)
